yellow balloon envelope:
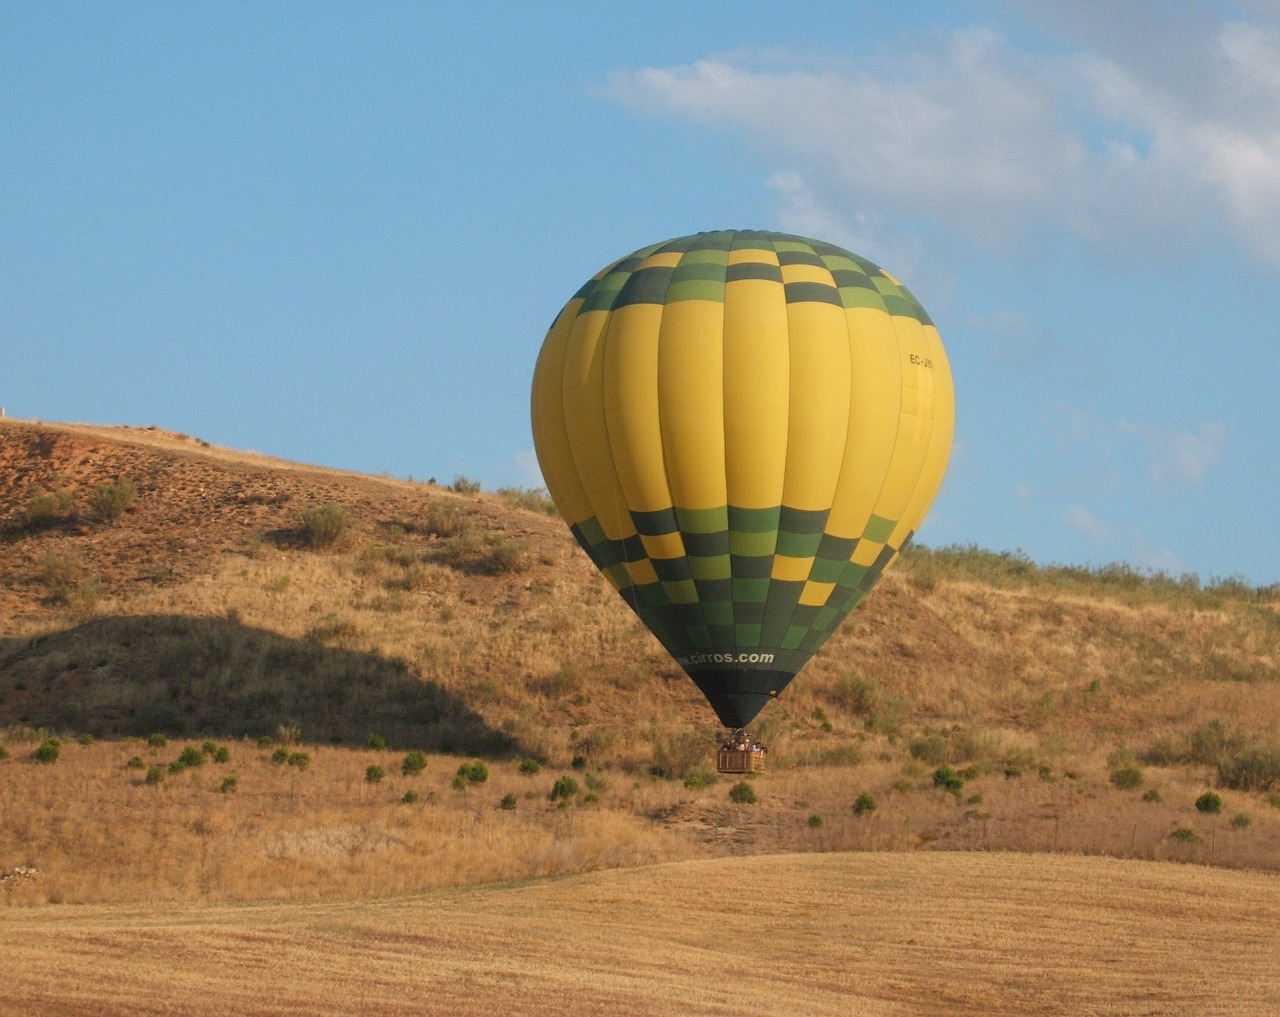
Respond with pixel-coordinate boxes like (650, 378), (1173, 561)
(531, 230), (954, 728)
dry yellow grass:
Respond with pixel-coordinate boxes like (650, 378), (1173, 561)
(3, 417), (1280, 903)
(2, 852), (1278, 1016)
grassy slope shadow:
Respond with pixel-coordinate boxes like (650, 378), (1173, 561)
(0, 614), (520, 756)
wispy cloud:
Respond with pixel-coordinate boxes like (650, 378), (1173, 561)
(606, 11), (1280, 272)
(1117, 420), (1227, 490)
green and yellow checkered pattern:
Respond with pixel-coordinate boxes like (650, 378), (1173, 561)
(532, 231), (954, 727)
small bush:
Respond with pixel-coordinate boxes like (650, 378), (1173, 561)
(1195, 791), (1223, 814)
(87, 478), (137, 523)
(276, 724), (302, 746)
(1003, 765), (1022, 779)
(728, 781), (757, 805)
(423, 500), (467, 537)
(78, 733), (95, 747)
(683, 766), (717, 789)
(457, 759), (488, 784)
(402, 751), (428, 777)
(256, 735), (274, 749)
(807, 813), (824, 829)
(0, 746), (8, 760)
(177, 745), (205, 768)
(1142, 788), (1163, 803)
(168, 759), (188, 774)
(550, 775), (579, 801)
(299, 503), (348, 549)
(517, 758), (541, 776)
(149, 733), (168, 749)
(367, 733), (387, 750)
(402, 790), (420, 805)
(33, 739), (60, 764)
(365, 764), (385, 784)
(1231, 812), (1252, 829)
(145, 766), (164, 786)
(852, 793), (877, 816)
(1110, 766), (1144, 790)
(451, 475), (481, 495)
(500, 792), (518, 810)
(220, 774), (238, 793)
(213, 746), (231, 764)
(22, 489), (75, 528)
(496, 487), (557, 514)
(286, 751), (311, 770)
(201, 740), (218, 755)
(271, 747), (289, 764)
(37, 548), (83, 603)
(932, 765), (964, 794)
(1169, 827), (1199, 843)
(1217, 746), (1280, 792)
(910, 733), (948, 765)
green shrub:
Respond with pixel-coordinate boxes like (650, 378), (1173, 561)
(500, 792), (518, 810)
(286, 751), (311, 770)
(201, 740), (217, 755)
(852, 793), (877, 816)
(451, 475), (481, 495)
(517, 758), (541, 776)
(78, 733), (94, 747)
(402, 790), (420, 804)
(487, 539), (531, 574)
(456, 759), (488, 784)
(1217, 746), (1280, 792)
(1169, 827), (1199, 843)
(33, 739), (60, 764)
(910, 733), (948, 765)
(423, 500), (467, 537)
(38, 548), (83, 603)
(550, 775), (579, 801)
(365, 764), (386, 785)
(87, 478), (137, 523)
(299, 502), (348, 548)
(1003, 765), (1022, 778)
(220, 774), (238, 793)
(1110, 765), (1144, 790)
(276, 723), (302, 745)
(148, 733), (168, 749)
(257, 735), (274, 749)
(1142, 788), (1163, 803)
(728, 781), (757, 805)
(1231, 812), (1252, 829)
(271, 747), (289, 764)
(0, 746), (8, 760)
(22, 489), (75, 528)
(367, 733), (387, 750)
(402, 751), (428, 777)
(496, 487), (557, 514)
(168, 759), (187, 774)
(177, 745), (205, 768)
(145, 766), (164, 786)
(126, 756), (145, 770)
(1195, 791), (1223, 814)
(683, 766), (717, 789)
(932, 765), (964, 794)
(807, 813), (824, 829)
(213, 746), (231, 764)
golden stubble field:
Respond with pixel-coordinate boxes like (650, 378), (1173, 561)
(3, 851), (1278, 1017)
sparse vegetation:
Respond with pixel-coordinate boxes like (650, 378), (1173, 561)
(728, 781), (757, 805)
(549, 775), (579, 801)
(87, 477), (137, 523)
(456, 759), (488, 784)
(852, 793), (877, 816)
(365, 765), (385, 784)
(33, 739), (60, 764)
(402, 751), (428, 777)
(1196, 791), (1223, 815)
(299, 502), (348, 549)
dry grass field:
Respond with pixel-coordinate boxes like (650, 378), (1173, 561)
(3, 852), (1278, 1016)
(3, 417), (1280, 1013)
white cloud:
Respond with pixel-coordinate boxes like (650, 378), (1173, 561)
(1065, 504), (1111, 546)
(1065, 503), (1187, 575)
(1117, 420), (1227, 489)
(606, 11), (1280, 272)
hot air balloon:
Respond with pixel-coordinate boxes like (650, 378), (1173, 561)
(531, 230), (953, 760)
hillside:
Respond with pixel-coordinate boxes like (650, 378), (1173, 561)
(2, 417), (1280, 905)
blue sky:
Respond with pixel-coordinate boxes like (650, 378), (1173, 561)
(4, 2), (1278, 586)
